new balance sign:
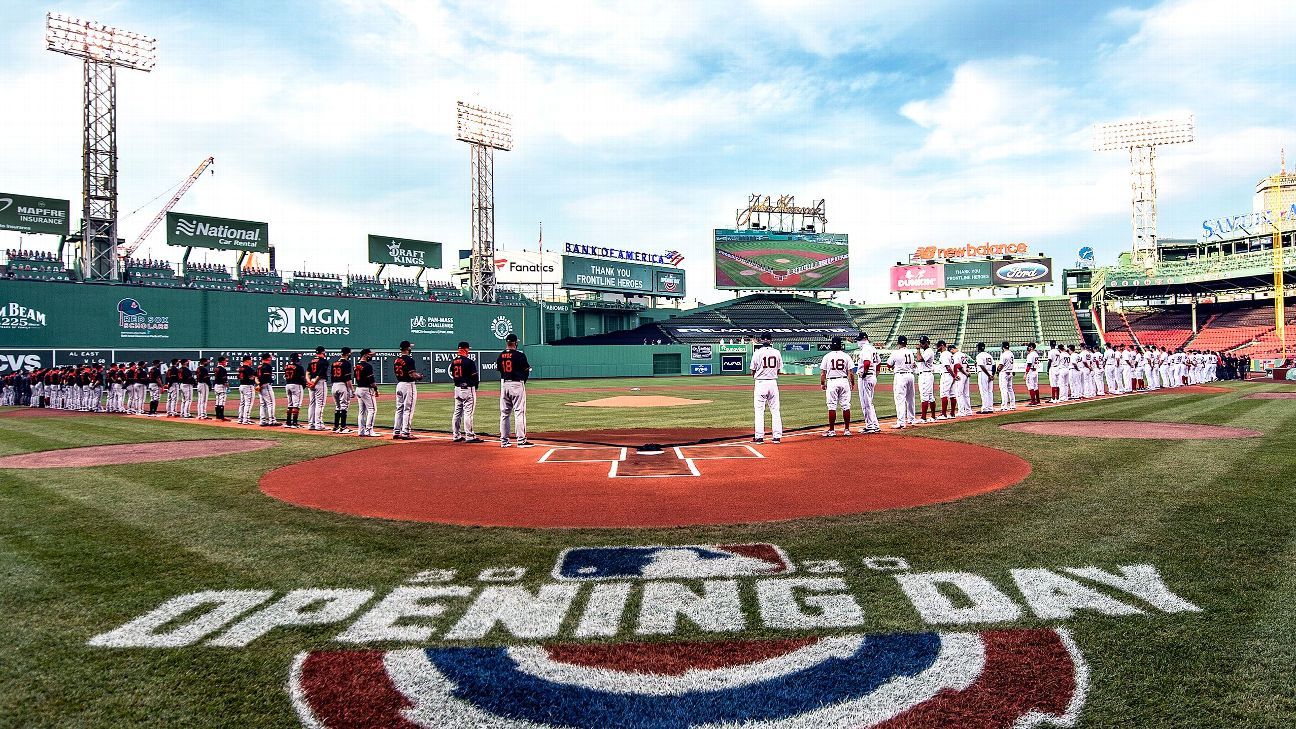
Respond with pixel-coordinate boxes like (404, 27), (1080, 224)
(167, 212), (269, 253)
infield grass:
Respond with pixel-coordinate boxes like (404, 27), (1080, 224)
(1, 379), (1294, 726)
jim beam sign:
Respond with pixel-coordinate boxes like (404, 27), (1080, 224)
(167, 212), (269, 253)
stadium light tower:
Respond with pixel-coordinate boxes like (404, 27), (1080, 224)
(1094, 116), (1194, 270)
(46, 13), (156, 282)
(456, 101), (513, 303)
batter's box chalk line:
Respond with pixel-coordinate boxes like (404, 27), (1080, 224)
(538, 443), (765, 479)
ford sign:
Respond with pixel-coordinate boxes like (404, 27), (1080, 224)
(993, 259), (1051, 285)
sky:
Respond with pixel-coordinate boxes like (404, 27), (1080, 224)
(2, 0), (1293, 305)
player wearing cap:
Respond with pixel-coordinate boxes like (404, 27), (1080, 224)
(194, 358), (211, 419)
(354, 348), (381, 437)
(392, 340), (423, 440)
(996, 342), (1017, 411)
(305, 347), (329, 431)
(1023, 343), (1040, 406)
(178, 358), (196, 418)
(164, 359), (181, 417)
(883, 335), (917, 428)
(212, 356), (230, 421)
(449, 341), (482, 443)
(331, 347), (355, 433)
(236, 356), (257, 425)
(256, 353), (278, 426)
(820, 336), (853, 437)
(1045, 340), (1060, 403)
(147, 360), (163, 416)
(950, 343), (973, 417)
(975, 342), (995, 414)
(937, 340), (955, 419)
(751, 332), (783, 444)
(915, 335), (936, 423)
(854, 331), (880, 434)
(497, 333), (532, 448)
(282, 353), (307, 429)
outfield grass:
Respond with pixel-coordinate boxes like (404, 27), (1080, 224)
(1, 380), (1295, 726)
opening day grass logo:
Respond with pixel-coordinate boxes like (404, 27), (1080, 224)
(85, 543), (1202, 728)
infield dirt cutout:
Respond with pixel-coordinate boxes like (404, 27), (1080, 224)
(566, 396), (713, 408)
(1001, 420), (1262, 440)
(0, 439), (277, 469)
(261, 428), (1031, 528)
(1244, 392), (1296, 399)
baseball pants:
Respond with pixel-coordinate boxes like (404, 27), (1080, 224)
(355, 386), (377, 435)
(179, 384), (193, 417)
(238, 384), (255, 423)
(213, 384), (229, 416)
(166, 383), (179, 416)
(1046, 368), (1057, 396)
(197, 383), (209, 417)
(977, 373), (994, 412)
(894, 372), (917, 425)
(394, 381), (417, 437)
(1082, 370), (1096, 399)
(1121, 366), (1133, 392)
(999, 372), (1016, 408)
(1146, 366), (1159, 390)
(754, 381), (782, 439)
(825, 379), (850, 411)
(332, 382), (352, 410)
(1159, 364), (1170, 387)
(285, 383), (304, 409)
(1105, 366), (1118, 394)
(857, 374), (878, 430)
(148, 383), (160, 408)
(1025, 370), (1039, 393)
(30, 382), (41, 408)
(452, 386), (477, 438)
(1093, 370), (1105, 396)
(499, 381), (527, 442)
(1068, 370), (1083, 398)
(308, 382), (327, 428)
(258, 384), (276, 423)
(111, 384), (124, 412)
(917, 371), (935, 404)
(955, 375), (972, 416)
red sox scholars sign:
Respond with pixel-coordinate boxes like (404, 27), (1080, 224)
(87, 545), (1201, 728)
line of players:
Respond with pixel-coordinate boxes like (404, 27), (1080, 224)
(5, 335), (536, 446)
(750, 331), (1224, 439)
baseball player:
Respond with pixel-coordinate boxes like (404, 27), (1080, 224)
(497, 333), (532, 448)
(884, 334), (917, 428)
(1024, 342), (1040, 406)
(1067, 345), (1084, 399)
(256, 353), (278, 426)
(330, 347), (355, 433)
(195, 358), (211, 419)
(392, 340), (422, 440)
(354, 348), (380, 437)
(997, 342), (1017, 411)
(820, 336), (853, 437)
(126, 361), (143, 414)
(29, 366), (43, 409)
(1120, 345), (1135, 393)
(282, 353), (306, 428)
(1091, 346), (1106, 397)
(975, 342), (996, 413)
(1045, 340), (1060, 403)
(950, 343), (973, 416)
(236, 355), (257, 425)
(752, 332), (783, 443)
(854, 331), (880, 434)
(449, 341), (482, 443)
(164, 359), (181, 417)
(937, 340), (955, 419)
(178, 358), (196, 418)
(1103, 345), (1120, 395)
(915, 335), (936, 423)
(1081, 346), (1097, 399)
(306, 347), (329, 431)
(147, 360), (163, 416)
(212, 356), (230, 420)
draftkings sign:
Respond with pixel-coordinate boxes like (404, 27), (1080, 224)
(368, 235), (443, 268)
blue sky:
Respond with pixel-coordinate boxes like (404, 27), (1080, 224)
(2, 0), (1293, 303)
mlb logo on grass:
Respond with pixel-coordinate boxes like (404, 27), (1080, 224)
(267, 306), (295, 333)
(553, 544), (793, 580)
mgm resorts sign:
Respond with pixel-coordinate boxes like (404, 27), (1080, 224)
(368, 235), (443, 268)
(167, 212), (269, 253)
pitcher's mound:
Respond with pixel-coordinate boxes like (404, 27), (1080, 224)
(567, 396), (713, 408)
(0, 439), (277, 469)
(1001, 420), (1261, 440)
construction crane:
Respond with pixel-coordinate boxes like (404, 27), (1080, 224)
(120, 156), (214, 258)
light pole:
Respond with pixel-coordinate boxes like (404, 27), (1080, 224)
(456, 101), (513, 304)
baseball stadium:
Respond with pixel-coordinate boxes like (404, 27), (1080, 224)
(4, 6), (1296, 729)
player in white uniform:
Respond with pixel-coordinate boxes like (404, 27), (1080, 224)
(996, 342), (1017, 411)
(854, 331), (880, 434)
(949, 343), (973, 416)
(1067, 346), (1084, 399)
(1091, 346), (1106, 396)
(751, 333), (783, 444)
(975, 342), (996, 413)
(820, 337), (853, 437)
(1023, 343), (1040, 406)
(884, 335), (917, 428)
(936, 341), (955, 419)
(916, 336), (936, 423)
(1045, 341), (1061, 403)
(1120, 346), (1136, 392)
(1209, 351), (1219, 381)
(1081, 346), (1097, 399)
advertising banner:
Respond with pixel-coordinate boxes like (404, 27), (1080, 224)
(890, 265), (945, 292)
(367, 235), (443, 268)
(690, 363), (712, 375)
(714, 228), (849, 290)
(991, 258), (1053, 286)
(718, 343), (748, 354)
(489, 250), (561, 284)
(720, 354), (745, 372)
(943, 261), (993, 288)
(690, 344), (713, 360)
(0, 193), (71, 236)
(561, 255), (685, 297)
(167, 212), (269, 253)
(0, 350), (54, 374)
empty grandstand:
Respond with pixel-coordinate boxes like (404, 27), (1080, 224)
(286, 271), (343, 296)
(655, 294), (855, 344)
(184, 262), (237, 291)
(846, 297), (1082, 350)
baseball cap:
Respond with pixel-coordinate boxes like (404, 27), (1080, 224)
(360, 348), (373, 356)
(897, 335), (908, 345)
(341, 346), (352, 355)
(506, 333), (518, 343)
(457, 341), (470, 349)
(919, 335), (930, 344)
(759, 332), (772, 341)
(315, 346), (326, 354)
(857, 331), (868, 340)
(830, 336), (843, 348)
(399, 340), (412, 350)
